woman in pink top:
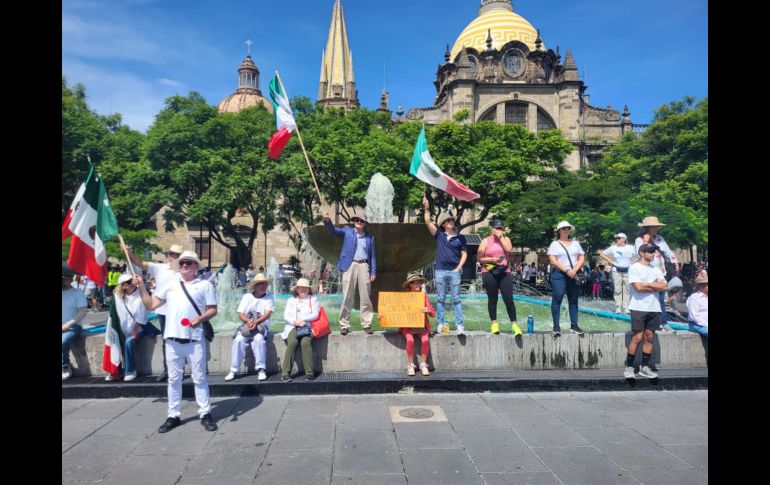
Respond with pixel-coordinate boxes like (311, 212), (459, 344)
(476, 219), (521, 336)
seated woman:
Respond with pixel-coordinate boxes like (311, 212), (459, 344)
(280, 278), (320, 382)
(106, 274), (150, 381)
(686, 272), (708, 337)
(391, 272), (435, 377)
(225, 273), (274, 382)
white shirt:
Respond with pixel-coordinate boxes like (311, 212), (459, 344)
(628, 262), (665, 312)
(634, 236), (678, 273)
(603, 244), (634, 271)
(547, 240), (585, 270)
(281, 296), (320, 339)
(686, 291), (708, 327)
(115, 291), (148, 336)
(155, 275), (217, 340)
(237, 292), (275, 332)
(147, 262), (176, 316)
(62, 288), (87, 324)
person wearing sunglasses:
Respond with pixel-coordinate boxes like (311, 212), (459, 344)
(600, 232), (634, 314)
(137, 251), (219, 433)
(547, 221), (586, 337)
(123, 243), (184, 382)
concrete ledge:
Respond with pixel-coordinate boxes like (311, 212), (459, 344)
(68, 331), (708, 377)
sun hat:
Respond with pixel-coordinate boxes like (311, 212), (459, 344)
(290, 277), (314, 295)
(614, 232), (627, 239)
(555, 220), (573, 232)
(168, 244), (184, 254)
(178, 251), (201, 265)
(350, 211), (368, 224)
(247, 273), (271, 289)
(118, 274), (134, 285)
(437, 211), (456, 227)
(401, 271), (428, 289)
(694, 272), (708, 284)
(638, 216), (665, 227)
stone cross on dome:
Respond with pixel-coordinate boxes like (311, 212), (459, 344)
(244, 39), (253, 56)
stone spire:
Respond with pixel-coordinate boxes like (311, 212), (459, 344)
(535, 29), (542, 51)
(377, 91), (390, 112)
(317, 0), (359, 110)
(563, 48), (578, 81)
(445, 44), (451, 63)
(485, 29), (493, 51)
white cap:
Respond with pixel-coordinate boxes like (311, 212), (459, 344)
(614, 232), (627, 239)
(118, 274), (133, 284)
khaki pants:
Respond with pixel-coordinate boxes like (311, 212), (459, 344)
(612, 271), (630, 311)
(340, 261), (373, 329)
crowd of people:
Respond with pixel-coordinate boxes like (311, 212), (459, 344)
(62, 209), (707, 428)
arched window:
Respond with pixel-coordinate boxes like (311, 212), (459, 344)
(479, 108), (496, 121)
(537, 108), (556, 131)
(505, 102), (527, 126)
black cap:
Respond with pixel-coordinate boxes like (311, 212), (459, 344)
(491, 219), (504, 229)
(638, 243), (659, 254)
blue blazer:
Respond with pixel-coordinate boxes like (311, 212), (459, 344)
(324, 219), (376, 275)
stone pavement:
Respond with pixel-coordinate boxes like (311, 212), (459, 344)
(62, 390), (708, 484)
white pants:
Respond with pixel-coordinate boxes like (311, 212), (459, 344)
(612, 271), (630, 311)
(229, 332), (267, 372)
(165, 339), (210, 418)
(340, 261), (373, 329)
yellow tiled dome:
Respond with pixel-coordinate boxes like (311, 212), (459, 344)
(451, 6), (539, 61)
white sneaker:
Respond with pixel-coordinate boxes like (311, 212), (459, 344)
(224, 371), (236, 381)
(436, 324), (445, 334)
(257, 369), (267, 381)
(62, 365), (72, 380)
(639, 366), (658, 379)
(456, 324), (465, 336)
(623, 366), (636, 379)
(124, 372), (137, 381)
(104, 374), (114, 381)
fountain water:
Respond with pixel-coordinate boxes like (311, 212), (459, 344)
(365, 173), (394, 223)
(209, 264), (246, 332)
(265, 257), (279, 296)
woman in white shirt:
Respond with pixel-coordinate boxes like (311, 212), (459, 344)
(280, 278), (320, 382)
(686, 272), (708, 338)
(546, 221), (586, 336)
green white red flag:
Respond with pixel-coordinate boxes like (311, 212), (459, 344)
(267, 74), (297, 159)
(61, 164), (119, 287)
(102, 299), (124, 379)
(409, 126), (479, 201)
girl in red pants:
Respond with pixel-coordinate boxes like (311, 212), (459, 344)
(398, 272), (435, 376)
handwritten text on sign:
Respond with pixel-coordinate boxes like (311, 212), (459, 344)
(378, 291), (425, 328)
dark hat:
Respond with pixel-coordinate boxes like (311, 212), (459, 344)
(62, 262), (75, 276)
(638, 243), (660, 254)
(491, 219), (505, 229)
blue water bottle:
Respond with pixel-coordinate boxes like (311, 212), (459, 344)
(527, 315), (534, 334)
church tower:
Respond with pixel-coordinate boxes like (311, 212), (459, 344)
(317, 0), (360, 110)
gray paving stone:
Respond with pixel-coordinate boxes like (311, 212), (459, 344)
(221, 396), (287, 432)
(501, 414), (589, 447)
(270, 414), (336, 450)
(182, 432), (270, 479)
(62, 399), (92, 418)
(94, 412), (164, 437)
(628, 467), (708, 485)
(62, 435), (143, 482)
(482, 472), (562, 485)
(104, 453), (193, 485)
(65, 397), (141, 420)
(331, 474), (407, 485)
(62, 418), (111, 445)
(443, 406), (510, 430)
(284, 396), (339, 415)
(131, 418), (217, 455)
(178, 477), (255, 485)
(535, 398), (623, 427)
(401, 449), (485, 485)
(457, 427), (548, 473)
(533, 446), (639, 485)
(480, 394), (551, 414)
(393, 422), (462, 449)
(573, 425), (690, 470)
(333, 429), (401, 475)
(662, 444), (708, 471)
(386, 394), (484, 406)
(625, 422), (708, 445)
(255, 449), (332, 485)
(338, 400), (392, 429)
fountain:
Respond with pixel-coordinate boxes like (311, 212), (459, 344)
(306, 173), (437, 309)
(209, 263), (246, 332)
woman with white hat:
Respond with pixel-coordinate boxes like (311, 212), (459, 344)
(686, 272), (708, 338)
(634, 216), (679, 330)
(105, 274), (150, 381)
(547, 221), (586, 336)
(600, 232), (635, 313)
(225, 273), (275, 382)
(280, 278), (320, 382)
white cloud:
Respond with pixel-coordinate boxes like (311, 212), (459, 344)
(156, 78), (184, 88)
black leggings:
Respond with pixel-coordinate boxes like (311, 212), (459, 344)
(482, 272), (517, 322)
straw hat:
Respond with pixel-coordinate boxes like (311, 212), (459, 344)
(350, 211), (368, 224)
(638, 216), (665, 227)
(290, 277), (314, 294)
(178, 251), (201, 265)
(247, 273), (270, 289)
(118, 274), (134, 285)
(437, 211), (456, 227)
(555, 220), (574, 232)
(401, 271), (427, 289)
(168, 244), (184, 254)
(694, 272), (708, 284)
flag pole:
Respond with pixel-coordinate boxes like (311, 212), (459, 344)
(275, 71), (326, 207)
(117, 234), (136, 278)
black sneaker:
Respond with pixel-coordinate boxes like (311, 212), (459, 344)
(158, 416), (181, 433)
(363, 327), (373, 334)
(280, 375), (292, 383)
(552, 327), (561, 337)
(156, 370), (168, 382)
(340, 328), (349, 336)
(570, 326), (585, 336)
(201, 413), (218, 432)
(305, 374), (315, 381)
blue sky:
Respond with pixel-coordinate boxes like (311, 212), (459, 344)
(62, 0), (708, 133)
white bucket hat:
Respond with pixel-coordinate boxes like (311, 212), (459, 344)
(118, 273), (134, 285)
(178, 251), (201, 265)
(614, 232), (627, 239)
(555, 220), (574, 232)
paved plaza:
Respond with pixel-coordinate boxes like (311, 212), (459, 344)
(62, 390), (707, 484)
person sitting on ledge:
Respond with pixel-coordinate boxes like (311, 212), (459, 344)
(686, 272), (708, 338)
(62, 263), (87, 380)
(388, 271), (435, 377)
(280, 278), (319, 382)
(104, 274), (151, 382)
(225, 273), (274, 382)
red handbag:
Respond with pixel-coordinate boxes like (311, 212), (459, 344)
(311, 307), (331, 338)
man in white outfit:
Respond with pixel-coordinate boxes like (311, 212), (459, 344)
(225, 273), (274, 381)
(137, 251), (219, 433)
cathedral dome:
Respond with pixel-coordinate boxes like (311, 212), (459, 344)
(217, 54), (273, 114)
(450, 1), (539, 61)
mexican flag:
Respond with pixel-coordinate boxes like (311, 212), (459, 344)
(409, 126), (480, 201)
(62, 165), (119, 287)
(267, 74), (297, 159)
(102, 299), (125, 379)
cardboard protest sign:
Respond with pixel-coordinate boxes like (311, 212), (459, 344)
(378, 291), (425, 328)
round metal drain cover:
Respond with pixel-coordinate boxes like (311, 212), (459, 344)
(399, 407), (435, 419)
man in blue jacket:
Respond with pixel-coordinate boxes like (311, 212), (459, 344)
(323, 210), (377, 335)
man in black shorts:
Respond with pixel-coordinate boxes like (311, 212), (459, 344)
(625, 243), (668, 379)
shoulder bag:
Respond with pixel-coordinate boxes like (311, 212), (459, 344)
(179, 280), (214, 342)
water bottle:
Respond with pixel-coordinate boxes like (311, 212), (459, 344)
(527, 315), (534, 334)
(442, 324), (449, 335)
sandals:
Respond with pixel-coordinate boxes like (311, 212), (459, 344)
(420, 362), (430, 376)
(407, 364), (416, 376)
